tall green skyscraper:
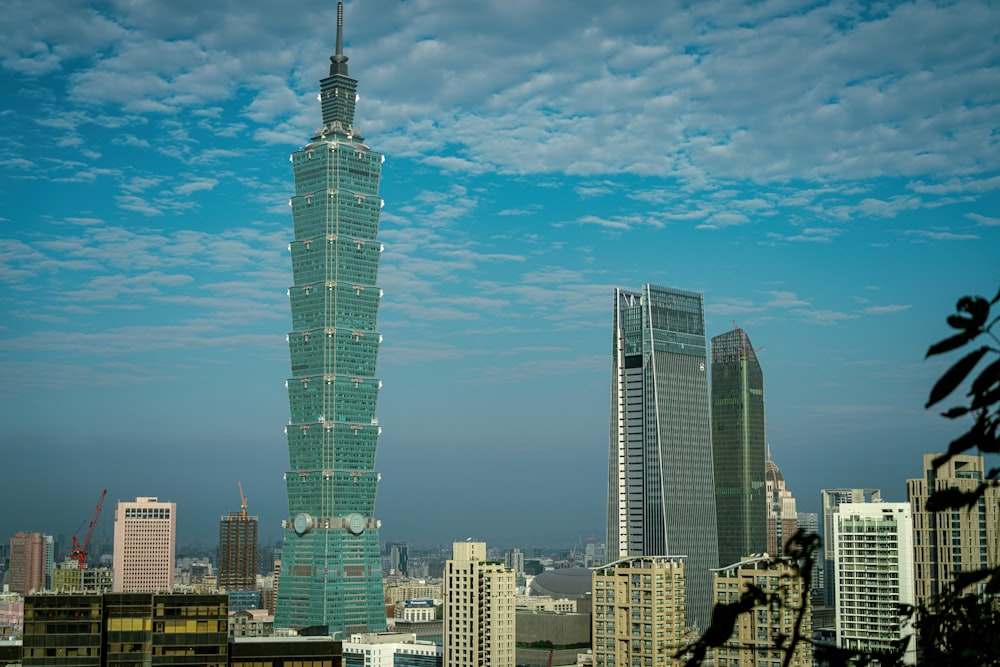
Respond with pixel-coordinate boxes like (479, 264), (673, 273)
(710, 327), (766, 568)
(275, 1), (387, 634)
(608, 284), (720, 632)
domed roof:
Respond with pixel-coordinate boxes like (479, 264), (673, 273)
(529, 568), (593, 599)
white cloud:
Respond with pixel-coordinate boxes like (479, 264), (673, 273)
(863, 304), (912, 315)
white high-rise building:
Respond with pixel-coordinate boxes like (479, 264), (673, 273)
(821, 488), (880, 607)
(443, 541), (515, 667)
(831, 502), (915, 663)
(113, 497), (176, 592)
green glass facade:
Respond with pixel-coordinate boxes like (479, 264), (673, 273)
(710, 327), (766, 568)
(275, 2), (386, 635)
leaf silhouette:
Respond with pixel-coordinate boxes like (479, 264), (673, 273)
(970, 357), (1000, 396)
(926, 485), (985, 511)
(926, 330), (977, 357)
(957, 296), (990, 327)
(940, 406), (970, 419)
(926, 346), (989, 407)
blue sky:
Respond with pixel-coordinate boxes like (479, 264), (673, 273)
(1, 0), (998, 550)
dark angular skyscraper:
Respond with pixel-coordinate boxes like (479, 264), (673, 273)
(608, 284), (719, 631)
(711, 327), (766, 567)
(275, 1), (387, 634)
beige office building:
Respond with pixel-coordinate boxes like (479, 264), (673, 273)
(713, 555), (812, 667)
(112, 497), (176, 592)
(443, 541), (515, 667)
(907, 453), (1000, 607)
(592, 556), (686, 667)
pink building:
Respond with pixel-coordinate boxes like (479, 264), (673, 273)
(8, 532), (46, 594)
(112, 497), (176, 592)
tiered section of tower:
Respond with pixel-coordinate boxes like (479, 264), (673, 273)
(275, 2), (387, 635)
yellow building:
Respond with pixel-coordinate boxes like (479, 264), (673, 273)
(713, 555), (812, 667)
(592, 556), (686, 667)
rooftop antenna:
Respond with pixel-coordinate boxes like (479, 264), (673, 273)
(330, 0), (349, 76)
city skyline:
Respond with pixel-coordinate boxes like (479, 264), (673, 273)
(1, 0), (999, 547)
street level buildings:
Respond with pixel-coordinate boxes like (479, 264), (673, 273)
(219, 511), (258, 591)
(712, 555), (812, 667)
(21, 592), (227, 667)
(275, 0), (386, 635)
(343, 632), (440, 667)
(592, 556), (686, 667)
(711, 326), (767, 568)
(907, 453), (1000, 607)
(442, 542), (515, 667)
(608, 285), (719, 631)
(7, 532), (47, 595)
(831, 502), (915, 663)
(112, 497), (175, 593)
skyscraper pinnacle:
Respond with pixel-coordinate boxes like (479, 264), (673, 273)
(330, 0), (349, 76)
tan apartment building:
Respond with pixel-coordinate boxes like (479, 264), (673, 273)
(713, 555), (812, 667)
(592, 556), (686, 667)
(907, 453), (1000, 607)
(443, 541), (515, 667)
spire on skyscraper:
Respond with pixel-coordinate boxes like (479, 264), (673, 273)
(330, 0), (349, 76)
(318, 0), (359, 134)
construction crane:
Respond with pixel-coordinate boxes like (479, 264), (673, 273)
(237, 481), (248, 518)
(70, 488), (107, 571)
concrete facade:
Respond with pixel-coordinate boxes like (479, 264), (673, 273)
(112, 497), (176, 592)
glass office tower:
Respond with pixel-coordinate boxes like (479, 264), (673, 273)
(711, 327), (766, 568)
(275, 1), (387, 634)
(608, 284), (719, 631)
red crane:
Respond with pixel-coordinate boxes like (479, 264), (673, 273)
(70, 488), (107, 571)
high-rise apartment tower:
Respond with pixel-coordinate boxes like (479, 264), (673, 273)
(831, 502), (915, 663)
(275, 1), (387, 634)
(593, 556), (686, 667)
(710, 326), (766, 568)
(112, 497), (175, 592)
(907, 453), (1000, 607)
(820, 489), (879, 607)
(713, 555), (812, 667)
(608, 284), (719, 630)
(443, 542), (515, 667)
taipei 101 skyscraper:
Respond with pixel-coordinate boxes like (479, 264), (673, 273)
(275, 1), (387, 634)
